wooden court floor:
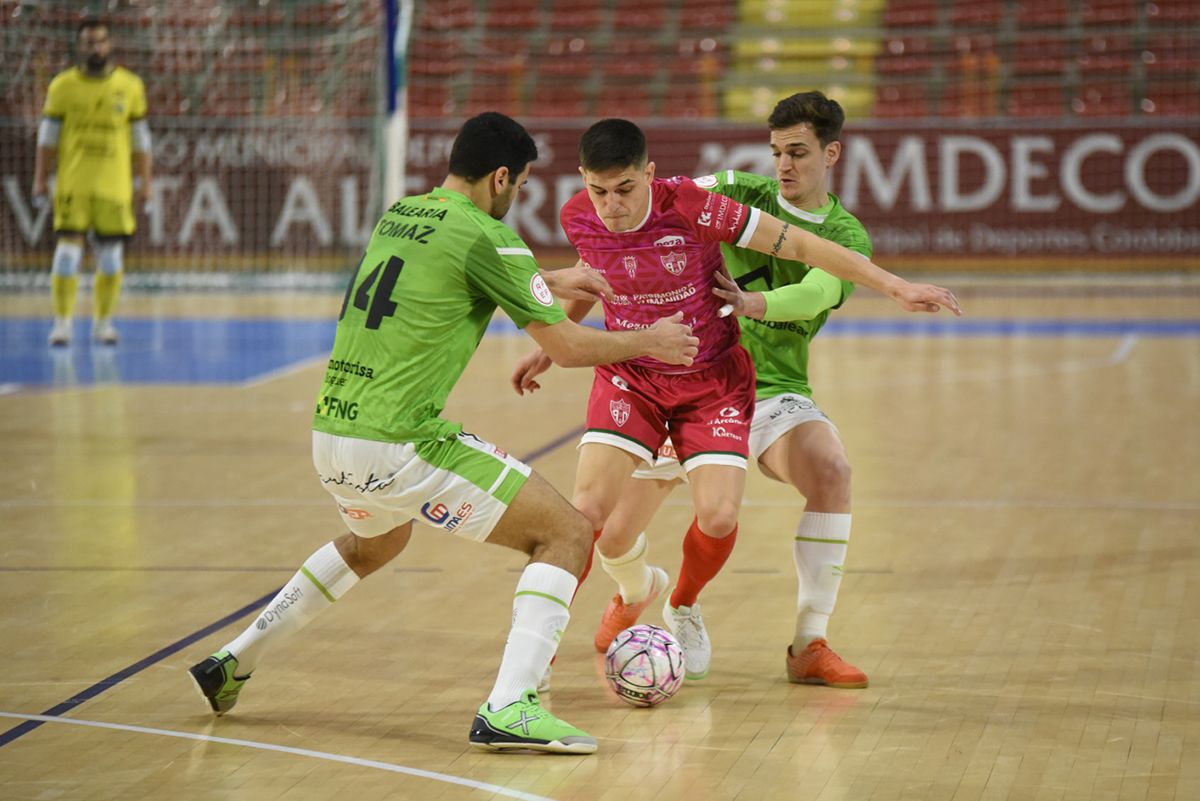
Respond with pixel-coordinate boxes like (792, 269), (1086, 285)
(0, 276), (1197, 801)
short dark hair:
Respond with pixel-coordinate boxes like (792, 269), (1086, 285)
(767, 91), (845, 147)
(447, 112), (538, 182)
(578, 118), (647, 172)
(78, 17), (107, 38)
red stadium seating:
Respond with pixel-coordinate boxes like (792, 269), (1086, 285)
(538, 37), (595, 78)
(1015, 0), (1071, 28)
(884, 0), (940, 28)
(874, 83), (933, 118)
(598, 83), (656, 119)
(417, 0), (476, 31)
(614, 0), (668, 29)
(1075, 33), (1135, 75)
(409, 81), (456, 117)
(1005, 84), (1066, 117)
(1071, 83), (1133, 116)
(1141, 33), (1200, 75)
(1147, 0), (1200, 24)
(952, 0), (1004, 27)
(531, 82), (590, 117)
(548, 0), (603, 30)
(1080, 0), (1138, 26)
(1141, 81), (1200, 115)
(485, 0), (540, 30)
(1011, 35), (1069, 76)
(878, 35), (939, 76)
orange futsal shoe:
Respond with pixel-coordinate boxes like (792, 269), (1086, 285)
(593, 566), (670, 653)
(786, 639), (869, 689)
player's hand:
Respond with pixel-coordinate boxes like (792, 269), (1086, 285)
(136, 182), (152, 213)
(541, 263), (614, 302)
(891, 282), (963, 315)
(511, 348), (554, 395)
(646, 311), (699, 367)
(31, 180), (49, 210)
(712, 270), (767, 320)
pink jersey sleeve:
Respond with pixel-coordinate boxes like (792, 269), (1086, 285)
(672, 178), (761, 248)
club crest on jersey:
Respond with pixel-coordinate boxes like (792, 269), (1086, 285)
(622, 255), (637, 278)
(661, 250), (687, 275)
(610, 399), (631, 427)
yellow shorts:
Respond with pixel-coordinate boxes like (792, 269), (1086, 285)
(53, 189), (136, 238)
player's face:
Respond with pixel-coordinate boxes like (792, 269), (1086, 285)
(770, 123), (840, 208)
(78, 26), (112, 72)
(580, 161), (655, 232)
(492, 164), (531, 220)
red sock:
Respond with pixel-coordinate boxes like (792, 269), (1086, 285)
(571, 529), (604, 603)
(670, 518), (737, 608)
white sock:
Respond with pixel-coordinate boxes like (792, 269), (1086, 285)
(487, 563), (576, 710)
(793, 512), (851, 649)
(225, 542), (359, 676)
(599, 533), (654, 604)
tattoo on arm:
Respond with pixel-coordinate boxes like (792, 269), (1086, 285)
(772, 223), (789, 256)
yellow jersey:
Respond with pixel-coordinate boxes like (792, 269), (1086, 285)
(43, 66), (147, 202)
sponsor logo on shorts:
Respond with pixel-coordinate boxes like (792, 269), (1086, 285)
(255, 584), (305, 629)
(622, 255), (638, 278)
(610, 399), (631, 427)
(719, 407), (741, 417)
(710, 425), (743, 440)
(657, 442), (678, 460)
(661, 250), (686, 275)
(337, 504), (372, 520)
(530, 274), (554, 306)
(767, 395), (818, 420)
(421, 501), (477, 531)
(611, 375), (629, 391)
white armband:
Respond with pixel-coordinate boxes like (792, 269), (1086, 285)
(37, 118), (62, 147)
(132, 119), (152, 153)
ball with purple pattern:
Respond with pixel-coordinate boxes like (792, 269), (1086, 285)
(604, 623), (686, 707)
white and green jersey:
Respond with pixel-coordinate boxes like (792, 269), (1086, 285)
(695, 170), (871, 398)
(314, 187), (566, 443)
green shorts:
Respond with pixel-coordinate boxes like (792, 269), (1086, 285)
(312, 429), (531, 541)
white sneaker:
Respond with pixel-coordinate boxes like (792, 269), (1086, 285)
(537, 663), (552, 694)
(663, 598), (711, 680)
(48, 318), (72, 347)
(93, 318), (118, 345)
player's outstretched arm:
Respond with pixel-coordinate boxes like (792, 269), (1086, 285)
(746, 214), (963, 315)
(524, 312), (698, 370)
(540, 261), (613, 302)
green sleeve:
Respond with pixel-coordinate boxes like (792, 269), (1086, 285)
(760, 268), (844, 321)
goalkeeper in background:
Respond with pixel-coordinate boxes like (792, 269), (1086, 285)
(33, 17), (152, 346)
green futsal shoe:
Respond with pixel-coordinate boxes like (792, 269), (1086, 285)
(189, 650), (250, 715)
(469, 689), (597, 754)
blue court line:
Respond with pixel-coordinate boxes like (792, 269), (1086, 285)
(0, 430), (585, 749)
(0, 587), (281, 748)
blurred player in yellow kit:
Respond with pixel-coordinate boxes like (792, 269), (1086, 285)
(33, 17), (152, 346)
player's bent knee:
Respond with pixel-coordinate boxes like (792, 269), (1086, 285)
(95, 240), (124, 276)
(335, 524), (411, 578)
(51, 240), (83, 277)
(695, 504), (740, 538)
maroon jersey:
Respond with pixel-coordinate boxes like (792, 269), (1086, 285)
(561, 176), (762, 372)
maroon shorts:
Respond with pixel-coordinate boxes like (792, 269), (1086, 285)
(582, 345), (756, 470)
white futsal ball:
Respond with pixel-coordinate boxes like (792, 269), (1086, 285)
(604, 623), (685, 707)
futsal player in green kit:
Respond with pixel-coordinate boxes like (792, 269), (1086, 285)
(187, 112), (699, 754)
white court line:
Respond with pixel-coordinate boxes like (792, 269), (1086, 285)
(241, 353), (329, 389)
(0, 712), (564, 801)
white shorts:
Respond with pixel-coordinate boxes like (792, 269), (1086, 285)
(630, 393), (838, 483)
(312, 429), (532, 542)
